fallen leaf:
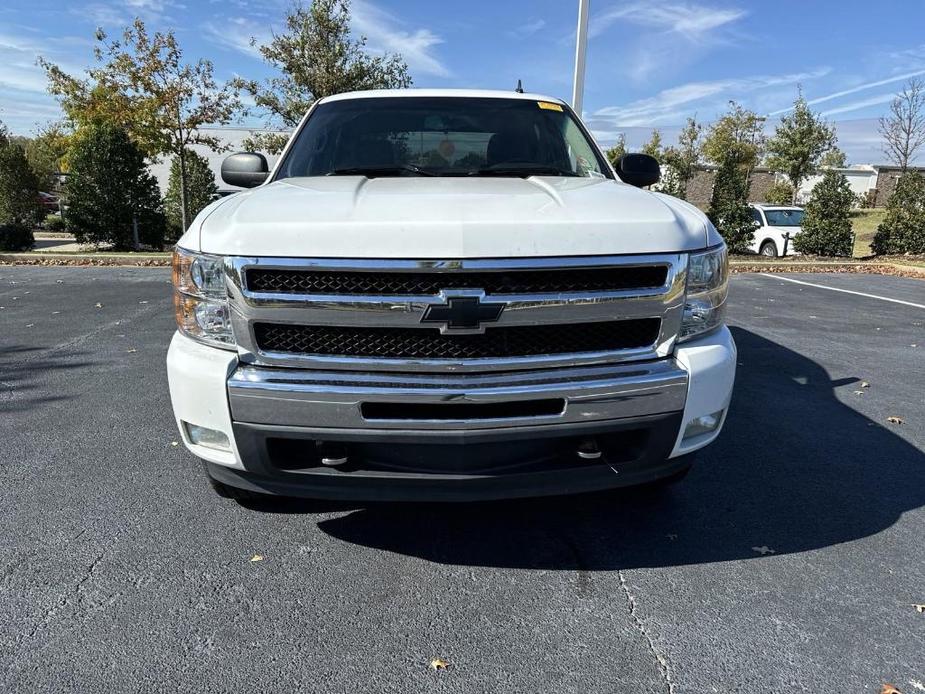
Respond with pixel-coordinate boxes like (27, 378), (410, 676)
(861, 381), (870, 388)
(887, 416), (904, 425)
(881, 685), (902, 694)
(913, 604), (925, 613)
(430, 658), (448, 671)
(752, 546), (776, 555)
(250, 554), (264, 562)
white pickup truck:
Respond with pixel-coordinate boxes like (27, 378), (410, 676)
(167, 89), (736, 502)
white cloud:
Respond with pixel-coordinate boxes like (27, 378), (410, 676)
(508, 18), (546, 39)
(202, 17), (269, 59)
(589, 2), (746, 40)
(820, 93), (896, 117)
(768, 70), (925, 116)
(586, 2), (748, 83)
(352, 1), (449, 78)
(590, 68), (830, 126)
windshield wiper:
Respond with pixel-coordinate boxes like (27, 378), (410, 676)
(328, 164), (437, 177)
(468, 163), (579, 178)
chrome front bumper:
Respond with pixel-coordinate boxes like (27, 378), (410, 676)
(227, 359), (689, 438)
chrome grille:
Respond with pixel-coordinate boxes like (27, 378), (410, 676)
(246, 266), (669, 296)
(253, 319), (661, 360)
(225, 255), (687, 373)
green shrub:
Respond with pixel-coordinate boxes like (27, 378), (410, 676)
(764, 180), (795, 206)
(0, 137), (43, 226)
(65, 122), (165, 250)
(45, 214), (66, 232)
(0, 223), (35, 251)
(872, 172), (925, 255)
(707, 152), (757, 252)
(794, 170), (854, 256)
(164, 150), (218, 242)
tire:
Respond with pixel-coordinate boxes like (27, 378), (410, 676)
(759, 241), (778, 257)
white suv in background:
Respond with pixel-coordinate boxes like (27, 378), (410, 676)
(748, 204), (804, 257)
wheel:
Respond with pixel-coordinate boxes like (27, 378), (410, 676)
(759, 241), (778, 257)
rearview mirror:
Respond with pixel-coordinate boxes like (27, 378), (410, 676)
(221, 152), (269, 188)
(616, 153), (660, 188)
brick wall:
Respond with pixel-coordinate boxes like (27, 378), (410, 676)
(683, 168), (778, 207)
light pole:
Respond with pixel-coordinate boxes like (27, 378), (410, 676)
(572, 0), (590, 116)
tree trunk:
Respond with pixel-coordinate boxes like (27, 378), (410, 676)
(178, 147), (189, 232)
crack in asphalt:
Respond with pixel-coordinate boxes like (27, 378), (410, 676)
(618, 570), (675, 694)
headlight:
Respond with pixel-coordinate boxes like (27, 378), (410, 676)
(680, 245), (728, 341)
(172, 248), (234, 349)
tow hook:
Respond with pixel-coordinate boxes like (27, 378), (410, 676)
(576, 438), (602, 460)
(319, 442), (349, 466)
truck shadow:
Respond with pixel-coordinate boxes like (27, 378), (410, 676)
(282, 327), (925, 570)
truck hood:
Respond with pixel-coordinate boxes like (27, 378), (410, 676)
(192, 176), (712, 258)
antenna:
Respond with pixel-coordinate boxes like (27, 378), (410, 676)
(515, 79), (524, 94)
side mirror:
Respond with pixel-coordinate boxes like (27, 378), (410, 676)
(221, 152), (269, 188)
(616, 153), (660, 188)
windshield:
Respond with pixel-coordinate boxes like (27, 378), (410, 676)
(274, 96), (611, 180)
(763, 209), (805, 226)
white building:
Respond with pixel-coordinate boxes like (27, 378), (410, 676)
(795, 165), (878, 204)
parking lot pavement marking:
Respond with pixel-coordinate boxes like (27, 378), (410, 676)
(758, 273), (925, 310)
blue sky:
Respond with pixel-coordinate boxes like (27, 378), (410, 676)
(2, 0), (925, 163)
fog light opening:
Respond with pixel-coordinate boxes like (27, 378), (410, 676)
(683, 410), (723, 440)
(184, 422), (231, 451)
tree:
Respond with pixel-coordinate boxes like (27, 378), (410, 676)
(25, 122), (70, 190)
(660, 117), (702, 199)
(65, 122), (165, 250)
(641, 129), (663, 161)
(707, 151), (756, 252)
(164, 150), (217, 241)
(237, 0), (412, 155)
(764, 180), (795, 205)
(0, 121), (43, 227)
(820, 147), (847, 168)
(702, 102), (766, 173)
(766, 93), (837, 203)
(41, 19), (240, 232)
(879, 78), (925, 171)
(872, 171), (925, 254)
(794, 171), (854, 257)
(604, 134), (627, 166)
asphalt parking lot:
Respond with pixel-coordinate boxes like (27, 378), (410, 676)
(1, 266), (923, 693)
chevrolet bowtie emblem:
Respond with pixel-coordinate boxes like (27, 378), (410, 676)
(420, 291), (505, 334)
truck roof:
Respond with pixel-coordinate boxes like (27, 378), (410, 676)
(318, 88), (568, 106)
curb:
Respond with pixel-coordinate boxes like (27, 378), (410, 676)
(0, 252), (171, 267)
(730, 260), (925, 278)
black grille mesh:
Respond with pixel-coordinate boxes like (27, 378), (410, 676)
(246, 266), (668, 295)
(254, 319), (661, 360)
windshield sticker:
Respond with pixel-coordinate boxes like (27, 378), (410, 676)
(537, 101), (563, 112)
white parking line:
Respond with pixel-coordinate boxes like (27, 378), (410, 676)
(758, 273), (925, 310)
